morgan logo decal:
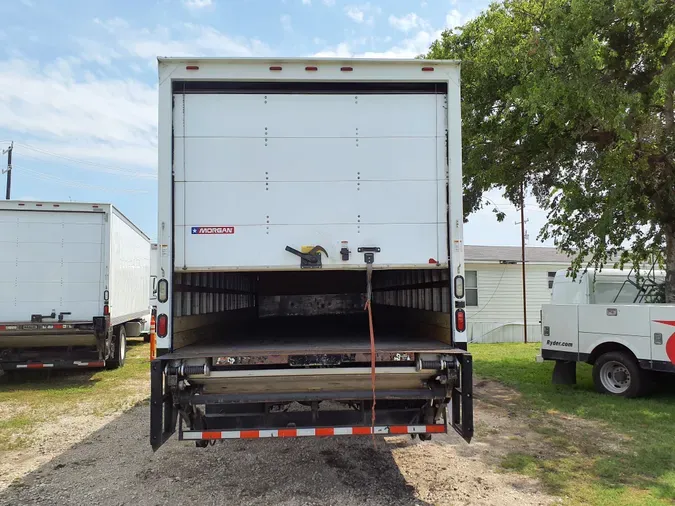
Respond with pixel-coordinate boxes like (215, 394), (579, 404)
(653, 320), (675, 364)
(191, 226), (235, 235)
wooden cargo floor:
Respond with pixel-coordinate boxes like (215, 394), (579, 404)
(163, 314), (456, 359)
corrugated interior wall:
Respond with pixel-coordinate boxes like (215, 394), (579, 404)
(172, 272), (257, 349)
(372, 269), (450, 313)
(371, 268), (452, 344)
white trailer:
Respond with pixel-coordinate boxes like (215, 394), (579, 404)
(0, 201), (151, 370)
(151, 57), (473, 450)
(540, 269), (675, 396)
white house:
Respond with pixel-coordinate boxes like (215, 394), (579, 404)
(464, 245), (572, 343)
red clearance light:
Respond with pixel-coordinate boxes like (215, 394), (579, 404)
(305, 66), (318, 71)
(428, 258), (438, 264)
(455, 309), (466, 332)
(157, 314), (168, 337)
(92, 205), (99, 208)
(421, 67), (435, 72)
(269, 66), (283, 71)
(103, 304), (109, 316)
(53, 204), (60, 207)
(18, 203), (25, 206)
(36, 203), (43, 207)
(186, 65), (199, 70)
(340, 66), (353, 72)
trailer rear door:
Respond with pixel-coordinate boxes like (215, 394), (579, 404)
(0, 208), (105, 322)
(173, 87), (448, 271)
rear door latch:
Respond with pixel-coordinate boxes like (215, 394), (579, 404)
(285, 245), (328, 269)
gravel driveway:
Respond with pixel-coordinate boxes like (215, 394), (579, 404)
(0, 397), (558, 506)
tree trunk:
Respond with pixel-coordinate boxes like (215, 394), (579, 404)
(666, 226), (675, 303)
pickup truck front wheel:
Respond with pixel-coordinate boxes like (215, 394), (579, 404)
(592, 351), (643, 398)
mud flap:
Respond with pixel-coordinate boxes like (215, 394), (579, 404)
(450, 351), (473, 443)
(150, 359), (178, 450)
(552, 360), (577, 385)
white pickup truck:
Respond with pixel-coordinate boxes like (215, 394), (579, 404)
(540, 269), (675, 397)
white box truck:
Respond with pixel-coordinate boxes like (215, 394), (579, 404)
(540, 269), (675, 397)
(151, 57), (473, 450)
(0, 201), (151, 370)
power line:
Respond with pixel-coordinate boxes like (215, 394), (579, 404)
(14, 142), (156, 180)
(16, 164), (148, 194)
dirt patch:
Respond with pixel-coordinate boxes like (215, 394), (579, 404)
(0, 381), (566, 505)
(0, 379), (149, 492)
(475, 380), (632, 458)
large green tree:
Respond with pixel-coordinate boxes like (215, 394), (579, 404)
(428, 0), (675, 300)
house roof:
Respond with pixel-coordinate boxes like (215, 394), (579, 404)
(465, 245), (571, 264)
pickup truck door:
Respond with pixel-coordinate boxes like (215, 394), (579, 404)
(649, 306), (675, 368)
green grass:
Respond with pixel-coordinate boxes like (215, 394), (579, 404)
(0, 340), (150, 451)
(472, 343), (675, 505)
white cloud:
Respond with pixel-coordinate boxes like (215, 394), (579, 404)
(302, 0), (311, 4)
(0, 58), (157, 171)
(280, 14), (293, 33)
(0, 18), (273, 178)
(445, 9), (464, 29)
(388, 13), (430, 33)
(313, 42), (353, 58)
(317, 5), (476, 60)
(183, 0), (213, 8)
(344, 3), (381, 25)
(94, 19), (271, 60)
(345, 5), (365, 23)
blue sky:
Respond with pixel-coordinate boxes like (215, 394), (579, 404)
(0, 0), (550, 246)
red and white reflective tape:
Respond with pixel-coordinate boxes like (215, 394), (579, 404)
(16, 363), (54, 369)
(74, 361), (105, 367)
(182, 424), (446, 440)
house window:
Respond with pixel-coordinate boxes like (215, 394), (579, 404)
(465, 270), (478, 306)
(548, 271), (557, 289)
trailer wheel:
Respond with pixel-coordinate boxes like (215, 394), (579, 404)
(107, 325), (127, 369)
(592, 351), (644, 398)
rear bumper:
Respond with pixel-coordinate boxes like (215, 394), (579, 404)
(1, 359), (106, 371)
(150, 349), (473, 450)
(0, 331), (97, 348)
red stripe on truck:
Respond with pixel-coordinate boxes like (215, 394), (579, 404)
(654, 320), (675, 364)
(181, 425), (447, 441)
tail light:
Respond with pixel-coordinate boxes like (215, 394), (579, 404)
(157, 314), (168, 337)
(455, 309), (466, 332)
(103, 304), (110, 316)
(454, 275), (465, 299)
(150, 311), (157, 360)
(157, 279), (168, 303)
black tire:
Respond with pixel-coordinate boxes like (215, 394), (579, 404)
(142, 333), (151, 344)
(592, 351), (645, 398)
(107, 325), (127, 369)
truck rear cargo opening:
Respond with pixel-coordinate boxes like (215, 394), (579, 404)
(151, 57), (472, 449)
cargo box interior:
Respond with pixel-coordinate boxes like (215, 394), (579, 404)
(168, 268), (454, 359)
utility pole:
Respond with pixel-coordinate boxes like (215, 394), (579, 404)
(515, 182), (528, 344)
(2, 142), (13, 200)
